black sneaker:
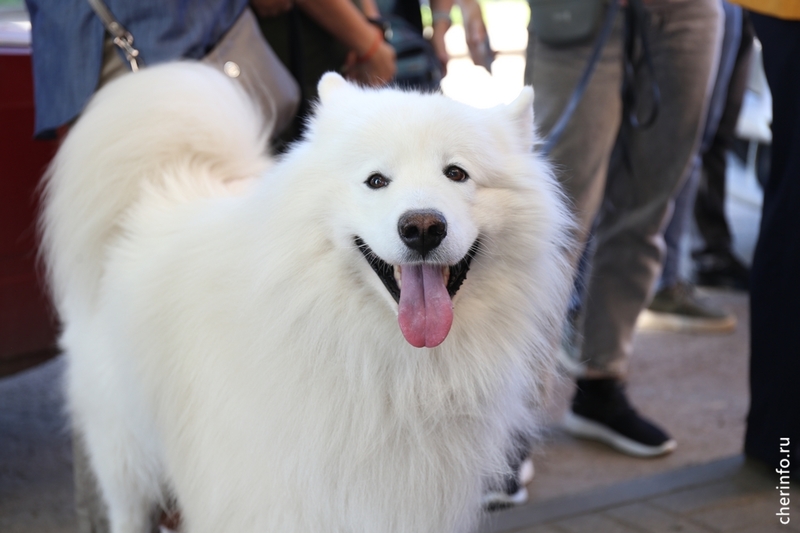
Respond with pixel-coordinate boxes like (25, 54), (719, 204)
(694, 251), (750, 291)
(482, 440), (534, 510)
(636, 281), (736, 333)
(482, 470), (528, 511)
(563, 378), (677, 458)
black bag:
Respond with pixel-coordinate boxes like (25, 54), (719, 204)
(373, 16), (443, 91)
(528, 0), (604, 46)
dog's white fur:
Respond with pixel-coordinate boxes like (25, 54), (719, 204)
(41, 63), (573, 533)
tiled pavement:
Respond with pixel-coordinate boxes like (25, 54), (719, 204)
(483, 455), (799, 533)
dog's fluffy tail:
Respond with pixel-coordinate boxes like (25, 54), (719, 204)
(40, 62), (270, 317)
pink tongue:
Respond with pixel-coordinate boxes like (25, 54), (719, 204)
(398, 264), (453, 348)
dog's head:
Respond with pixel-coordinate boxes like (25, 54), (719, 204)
(294, 73), (562, 349)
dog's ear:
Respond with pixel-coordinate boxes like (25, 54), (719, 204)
(318, 72), (349, 103)
(502, 86), (535, 152)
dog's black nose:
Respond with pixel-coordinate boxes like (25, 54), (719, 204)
(398, 210), (447, 257)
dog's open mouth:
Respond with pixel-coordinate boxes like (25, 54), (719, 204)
(354, 237), (479, 348)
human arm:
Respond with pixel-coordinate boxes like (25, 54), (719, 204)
(430, 0), (454, 75)
(456, 0), (493, 69)
(295, 0), (396, 86)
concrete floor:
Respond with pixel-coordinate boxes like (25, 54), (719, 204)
(487, 455), (797, 532)
(0, 357), (76, 533)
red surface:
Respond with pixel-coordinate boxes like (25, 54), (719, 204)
(0, 50), (59, 361)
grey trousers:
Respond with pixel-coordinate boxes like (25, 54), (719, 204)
(526, 0), (722, 376)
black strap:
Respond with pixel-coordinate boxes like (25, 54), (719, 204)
(622, 0), (660, 129)
(541, 0), (662, 156)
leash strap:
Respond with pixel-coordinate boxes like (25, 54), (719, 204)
(87, 0), (141, 71)
(622, 0), (660, 128)
(541, 0), (662, 156)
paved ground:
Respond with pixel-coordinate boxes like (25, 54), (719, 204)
(485, 455), (799, 533)
(0, 357), (75, 533)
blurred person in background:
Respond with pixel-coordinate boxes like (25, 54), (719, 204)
(255, 0), (397, 144)
(637, 1), (753, 334)
(525, 0), (722, 461)
(690, 10), (754, 292)
(726, 0), (800, 480)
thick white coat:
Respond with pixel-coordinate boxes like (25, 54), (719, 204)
(40, 63), (573, 533)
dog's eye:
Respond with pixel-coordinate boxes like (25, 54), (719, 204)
(444, 165), (469, 183)
(365, 173), (390, 189)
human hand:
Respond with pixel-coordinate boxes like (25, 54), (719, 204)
(344, 31), (396, 87)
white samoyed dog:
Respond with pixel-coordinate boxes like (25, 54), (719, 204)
(41, 62), (573, 533)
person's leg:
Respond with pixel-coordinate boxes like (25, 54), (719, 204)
(695, 8), (752, 255)
(561, 0), (722, 458)
(638, 153), (736, 334)
(694, 12), (754, 290)
(660, 0), (741, 291)
(525, 9), (625, 251)
(745, 12), (800, 479)
(482, 9), (627, 498)
(524, 8), (625, 382)
(637, 3), (742, 332)
(659, 156), (700, 290)
(581, 0), (722, 376)
(484, 11), (625, 507)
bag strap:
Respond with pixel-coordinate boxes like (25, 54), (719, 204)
(87, 0), (141, 71)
